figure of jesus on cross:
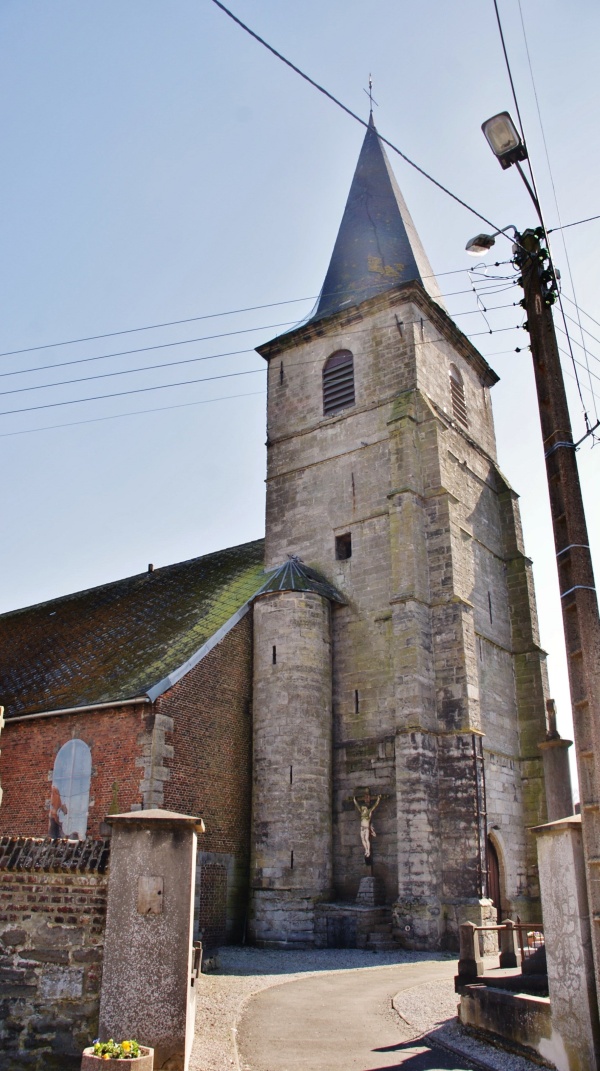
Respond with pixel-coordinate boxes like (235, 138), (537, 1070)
(353, 789), (381, 864)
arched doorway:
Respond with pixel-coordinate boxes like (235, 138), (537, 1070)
(487, 836), (502, 921)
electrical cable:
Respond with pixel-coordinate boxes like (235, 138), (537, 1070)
(548, 213), (600, 234)
(517, 0), (598, 423)
(0, 299), (520, 399)
(493, 0), (591, 425)
(210, 0), (511, 236)
(0, 323), (297, 380)
(0, 367), (267, 419)
(0, 338), (527, 437)
(0, 390), (267, 439)
(563, 294), (600, 333)
(0, 319), (527, 419)
(562, 313), (600, 360)
(0, 346), (258, 398)
(0, 272), (516, 376)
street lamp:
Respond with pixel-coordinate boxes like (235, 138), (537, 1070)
(465, 226), (517, 256)
(481, 111), (528, 170)
(481, 110), (542, 225)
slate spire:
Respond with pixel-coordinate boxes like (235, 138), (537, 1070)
(311, 116), (444, 322)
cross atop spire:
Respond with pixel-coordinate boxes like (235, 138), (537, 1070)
(363, 74), (378, 119)
(309, 119), (444, 324)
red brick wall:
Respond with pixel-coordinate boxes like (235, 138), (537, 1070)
(0, 705), (151, 838)
(158, 613), (253, 863)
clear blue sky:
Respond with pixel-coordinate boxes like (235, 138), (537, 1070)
(1, 1), (599, 765)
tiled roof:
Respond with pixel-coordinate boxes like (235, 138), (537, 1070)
(0, 539), (266, 718)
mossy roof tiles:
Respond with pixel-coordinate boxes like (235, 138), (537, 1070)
(0, 538), (266, 718)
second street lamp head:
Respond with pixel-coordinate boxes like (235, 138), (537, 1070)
(466, 233), (496, 255)
(482, 112), (528, 170)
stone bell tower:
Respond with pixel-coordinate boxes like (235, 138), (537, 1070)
(250, 116), (549, 949)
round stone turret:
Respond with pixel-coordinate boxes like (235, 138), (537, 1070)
(249, 560), (342, 947)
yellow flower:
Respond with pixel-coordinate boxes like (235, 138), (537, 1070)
(122, 1041), (131, 1052)
(102, 1056), (110, 1061)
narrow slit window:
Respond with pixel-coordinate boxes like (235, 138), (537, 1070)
(449, 364), (468, 427)
(488, 592), (493, 623)
(290, 765), (293, 785)
(323, 350), (355, 415)
(354, 690), (360, 715)
(290, 850), (294, 870)
(335, 533), (352, 560)
(272, 645), (277, 665)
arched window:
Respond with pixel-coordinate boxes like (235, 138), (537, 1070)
(323, 350), (355, 415)
(449, 364), (468, 426)
(49, 739), (92, 840)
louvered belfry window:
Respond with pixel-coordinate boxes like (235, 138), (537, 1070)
(323, 350), (355, 415)
(449, 364), (468, 427)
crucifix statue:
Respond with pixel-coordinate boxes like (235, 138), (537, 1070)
(353, 788), (381, 864)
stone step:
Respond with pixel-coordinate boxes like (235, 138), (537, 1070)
(366, 935), (399, 951)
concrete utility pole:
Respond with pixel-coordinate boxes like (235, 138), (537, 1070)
(517, 227), (600, 990)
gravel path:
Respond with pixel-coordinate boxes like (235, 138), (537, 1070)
(189, 946), (542, 1071)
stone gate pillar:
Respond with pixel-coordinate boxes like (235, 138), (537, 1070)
(534, 815), (600, 1070)
(99, 809), (205, 1071)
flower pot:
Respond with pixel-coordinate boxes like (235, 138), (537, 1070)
(81, 1046), (154, 1070)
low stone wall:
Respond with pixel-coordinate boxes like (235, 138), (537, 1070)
(0, 836), (110, 1071)
(459, 984), (554, 1067)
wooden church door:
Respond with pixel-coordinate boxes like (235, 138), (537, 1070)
(487, 837), (502, 921)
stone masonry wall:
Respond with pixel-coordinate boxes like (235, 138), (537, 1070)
(250, 591), (332, 947)
(0, 836), (109, 1071)
(260, 282), (548, 946)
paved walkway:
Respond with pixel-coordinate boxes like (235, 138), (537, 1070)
(236, 960), (477, 1070)
(191, 947), (539, 1071)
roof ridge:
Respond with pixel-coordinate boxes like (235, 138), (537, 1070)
(0, 537), (266, 619)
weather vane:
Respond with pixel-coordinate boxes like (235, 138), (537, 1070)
(363, 74), (378, 116)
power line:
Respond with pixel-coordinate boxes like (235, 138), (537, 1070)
(0, 272), (515, 375)
(492, 0), (592, 425)
(210, 0), (508, 235)
(0, 367), (267, 419)
(562, 312), (600, 361)
(563, 294), (600, 333)
(517, 0), (598, 424)
(0, 346), (257, 399)
(6, 307), (520, 400)
(0, 322), (297, 380)
(0, 318), (526, 419)
(548, 213), (600, 234)
(0, 299), (520, 400)
(0, 299), (315, 359)
(0, 390), (267, 439)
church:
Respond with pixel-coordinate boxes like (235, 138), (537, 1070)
(0, 117), (550, 951)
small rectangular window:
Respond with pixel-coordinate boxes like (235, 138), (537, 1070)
(272, 645), (277, 664)
(336, 533), (352, 560)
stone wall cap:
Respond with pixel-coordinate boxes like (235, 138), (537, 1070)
(538, 736), (573, 751)
(531, 813), (581, 835)
(107, 808), (206, 832)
